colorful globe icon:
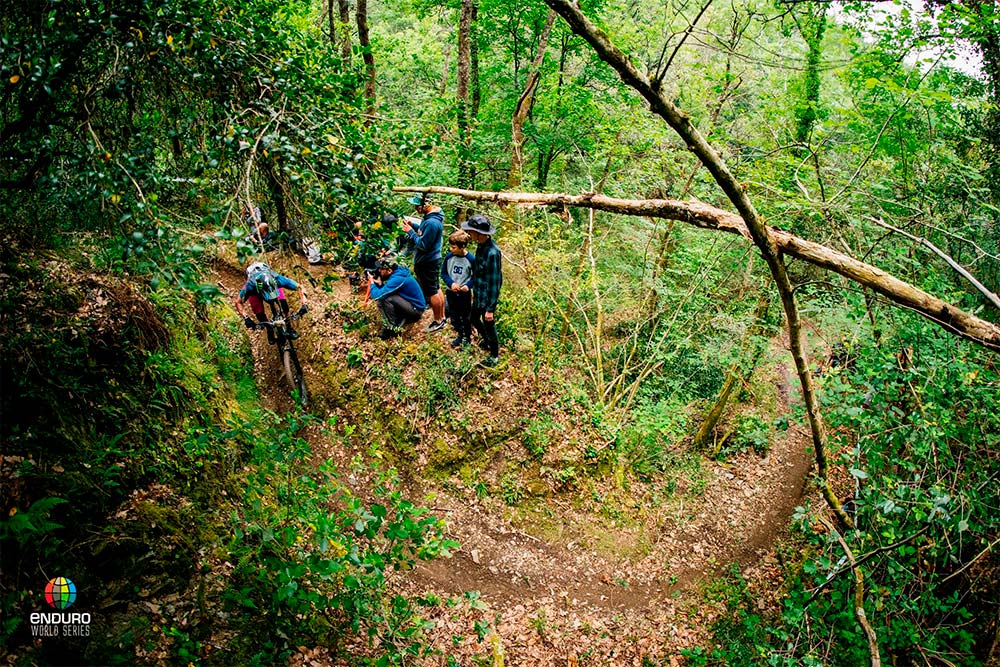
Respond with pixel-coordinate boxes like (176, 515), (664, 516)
(45, 577), (77, 610)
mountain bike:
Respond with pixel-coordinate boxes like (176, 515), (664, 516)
(254, 301), (309, 406)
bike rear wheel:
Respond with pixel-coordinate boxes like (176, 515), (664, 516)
(281, 346), (308, 406)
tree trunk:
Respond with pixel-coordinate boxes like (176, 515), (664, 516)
(694, 293), (771, 449)
(509, 10), (556, 189)
(327, 0), (337, 44)
(338, 0), (352, 64)
(392, 185), (1000, 353)
(356, 0), (375, 120)
(966, 0), (1000, 202)
(535, 145), (555, 191)
(439, 42), (451, 97)
(471, 1), (481, 120)
(793, 6), (827, 146)
(260, 160), (288, 229)
(457, 0), (474, 194)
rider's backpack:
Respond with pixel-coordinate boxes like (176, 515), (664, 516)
(248, 264), (281, 302)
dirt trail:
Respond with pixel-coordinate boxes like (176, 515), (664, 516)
(403, 352), (811, 611)
(217, 254), (815, 662)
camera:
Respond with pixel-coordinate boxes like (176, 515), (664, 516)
(348, 267), (379, 288)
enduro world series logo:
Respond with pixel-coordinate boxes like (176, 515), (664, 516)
(30, 577), (91, 637)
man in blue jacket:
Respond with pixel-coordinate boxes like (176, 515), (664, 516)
(367, 258), (427, 339)
(402, 194), (447, 333)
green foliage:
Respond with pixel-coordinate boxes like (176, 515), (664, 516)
(716, 413), (772, 460)
(500, 473), (525, 506)
(0, 497), (68, 543)
(693, 311), (1000, 665)
(0, 0), (414, 275)
(405, 346), (479, 419)
(0, 254), (252, 655)
(618, 397), (689, 480)
(226, 415), (458, 663)
(522, 414), (555, 458)
(0, 251), (455, 664)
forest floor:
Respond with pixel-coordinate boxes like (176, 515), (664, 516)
(216, 254), (821, 666)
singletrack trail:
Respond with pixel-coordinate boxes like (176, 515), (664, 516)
(217, 254), (815, 663)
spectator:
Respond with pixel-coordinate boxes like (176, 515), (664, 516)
(402, 194), (446, 333)
(441, 230), (475, 348)
(254, 223), (280, 252)
(461, 214), (502, 366)
(243, 203), (262, 228)
(367, 258), (427, 340)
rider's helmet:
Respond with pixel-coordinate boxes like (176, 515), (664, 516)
(247, 262), (280, 302)
(246, 261), (269, 277)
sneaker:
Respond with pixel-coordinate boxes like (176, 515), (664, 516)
(450, 336), (464, 348)
(424, 319), (447, 333)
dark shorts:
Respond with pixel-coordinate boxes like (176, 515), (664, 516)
(413, 260), (442, 302)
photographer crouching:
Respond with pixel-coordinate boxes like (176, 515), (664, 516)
(367, 258), (427, 340)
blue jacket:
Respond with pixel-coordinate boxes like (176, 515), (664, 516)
(407, 209), (444, 265)
(369, 265), (427, 310)
(239, 273), (298, 301)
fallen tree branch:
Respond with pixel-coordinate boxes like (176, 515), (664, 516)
(392, 185), (1000, 353)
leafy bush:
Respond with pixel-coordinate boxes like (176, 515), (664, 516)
(619, 397), (689, 480)
(0, 255), (456, 665)
(691, 311), (1000, 665)
(715, 413), (772, 460)
(225, 415), (457, 664)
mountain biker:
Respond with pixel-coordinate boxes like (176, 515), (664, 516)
(233, 262), (309, 335)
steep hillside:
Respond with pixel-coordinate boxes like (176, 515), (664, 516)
(213, 250), (819, 664)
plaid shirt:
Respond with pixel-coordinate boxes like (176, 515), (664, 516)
(471, 238), (502, 311)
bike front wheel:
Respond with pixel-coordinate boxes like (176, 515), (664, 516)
(281, 347), (308, 406)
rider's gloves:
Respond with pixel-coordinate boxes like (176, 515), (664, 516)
(243, 316), (256, 329)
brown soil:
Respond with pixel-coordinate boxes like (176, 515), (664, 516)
(216, 253), (818, 665)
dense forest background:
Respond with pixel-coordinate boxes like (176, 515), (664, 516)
(2, 0), (1000, 664)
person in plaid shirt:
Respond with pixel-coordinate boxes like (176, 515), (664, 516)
(461, 214), (503, 366)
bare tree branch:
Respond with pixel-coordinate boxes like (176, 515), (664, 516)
(819, 515), (882, 667)
(869, 217), (1000, 312)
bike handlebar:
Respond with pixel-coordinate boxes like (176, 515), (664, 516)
(248, 305), (308, 331)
